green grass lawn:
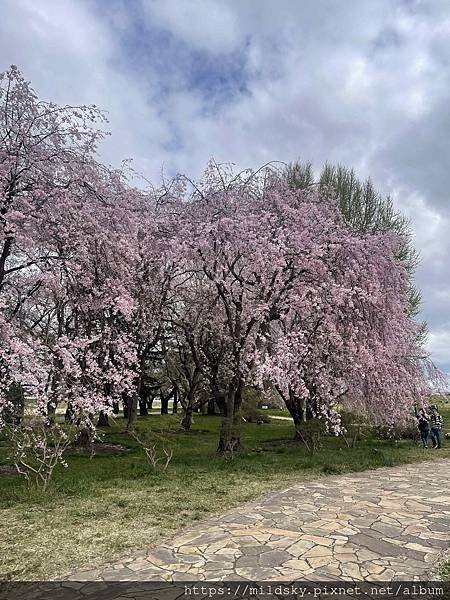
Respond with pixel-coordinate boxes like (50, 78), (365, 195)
(1, 407), (449, 581)
(265, 408), (291, 417)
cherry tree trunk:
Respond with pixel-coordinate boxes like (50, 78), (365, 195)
(207, 397), (216, 415)
(180, 406), (193, 431)
(75, 425), (93, 448)
(97, 411), (110, 427)
(172, 388), (178, 414)
(217, 380), (243, 454)
(161, 395), (169, 415)
(46, 402), (57, 425)
(126, 394), (138, 431)
(180, 386), (197, 430)
(285, 393), (306, 440)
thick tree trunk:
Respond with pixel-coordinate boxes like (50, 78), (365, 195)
(138, 379), (151, 416)
(217, 411), (242, 453)
(207, 397), (216, 415)
(306, 404), (315, 421)
(126, 394), (138, 431)
(75, 426), (93, 447)
(97, 411), (109, 427)
(172, 388), (178, 414)
(46, 402), (57, 425)
(112, 401), (120, 415)
(285, 394), (305, 440)
(214, 388), (226, 417)
(139, 399), (148, 416)
(161, 394), (169, 415)
(217, 380), (243, 454)
(180, 406), (193, 431)
(0, 237), (13, 292)
(293, 414), (305, 440)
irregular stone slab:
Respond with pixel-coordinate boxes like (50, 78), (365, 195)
(350, 533), (418, 559)
(258, 550), (291, 567)
(241, 545), (266, 556)
(286, 539), (315, 556)
(203, 561), (234, 571)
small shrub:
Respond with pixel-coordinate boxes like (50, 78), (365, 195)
(131, 429), (173, 472)
(339, 410), (369, 448)
(5, 418), (75, 491)
(373, 419), (419, 442)
(296, 419), (326, 454)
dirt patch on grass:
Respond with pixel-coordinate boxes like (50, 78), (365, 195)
(65, 443), (130, 456)
(262, 438), (304, 450)
(0, 465), (18, 478)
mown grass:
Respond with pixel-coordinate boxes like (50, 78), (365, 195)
(1, 405), (449, 581)
(265, 408), (290, 417)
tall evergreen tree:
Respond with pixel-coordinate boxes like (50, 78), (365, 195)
(286, 162), (423, 323)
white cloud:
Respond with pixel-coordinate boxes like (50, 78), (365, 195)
(141, 0), (242, 55)
(428, 328), (450, 373)
(0, 0), (173, 180)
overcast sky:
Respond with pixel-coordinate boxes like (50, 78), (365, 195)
(1, 0), (449, 381)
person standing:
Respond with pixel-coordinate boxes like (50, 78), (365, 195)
(430, 405), (444, 449)
(416, 408), (430, 448)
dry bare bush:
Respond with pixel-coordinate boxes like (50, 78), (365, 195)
(6, 418), (75, 491)
(130, 429), (173, 472)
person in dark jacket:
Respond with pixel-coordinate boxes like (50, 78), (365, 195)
(416, 408), (430, 448)
(430, 405), (444, 449)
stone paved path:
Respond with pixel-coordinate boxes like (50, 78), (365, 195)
(66, 460), (450, 582)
